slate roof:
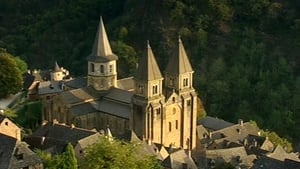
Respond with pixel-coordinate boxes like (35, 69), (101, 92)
(0, 134), (42, 169)
(76, 132), (102, 149)
(162, 149), (198, 169)
(87, 17), (118, 62)
(206, 146), (256, 168)
(251, 156), (300, 169)
(116, 129), (142, 142)
(165, 37), (193, 75)
(267, 145), (300, 162)
(64, 77), (87, 89)
(117, 77), (135, 91)
(104, 87), (134, 104)
(22, 72), (35, 90)
(198, 116), (234, 131)
(211, 122), (259, 145)
(60, 87), (97, 105)
(53, 61), (62, 72)
(69, 102), (97, 116)
(38, 81), (63, 95)
(96, 100), (131, 119)
(135, 41), (163, 81)
(30, 122), (97, 146)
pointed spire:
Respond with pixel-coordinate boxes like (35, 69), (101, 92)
(106, 127), (113, 141)
(135, 41), (163, 81)
(53, 61), (61, 72)
(87, 16), (118, 62)
(165, 36), (193, 74)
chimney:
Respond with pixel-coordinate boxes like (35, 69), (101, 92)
(238, 119), (244, 126)
(41, 136), (45, 145)
(52, 119), (59, 125)
(41, 120), (48, 126)
(208, 131), (212, 139)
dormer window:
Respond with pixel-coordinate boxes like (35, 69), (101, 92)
(138, 85), (144, 94)
(169, 77), (174, 86)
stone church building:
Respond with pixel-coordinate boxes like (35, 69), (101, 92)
(44, 17), (198, 150)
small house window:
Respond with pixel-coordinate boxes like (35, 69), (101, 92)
(5, 122), (8, 126)
(187, 100), (191, 106)
(152, 85), (158, 95)
(156, 108), (161, 115)
(109, 65), (113, 73)
(169, 122), (172, 132)
(183, 78), (189, 87)
(175, 120), (178, 129)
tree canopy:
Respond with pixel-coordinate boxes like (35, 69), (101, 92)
(37, 143), (78, 169)
(81, 137), (162, 169)
(0, 48), (23, 98)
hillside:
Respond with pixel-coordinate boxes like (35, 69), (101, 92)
(0, 0), (299, 145)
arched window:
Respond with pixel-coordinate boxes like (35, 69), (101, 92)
(90, 63), (95, 72)
(100, 65), (104, 73)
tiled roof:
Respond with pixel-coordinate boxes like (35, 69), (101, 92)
(0, 134), (42, 169)
(64, 77), (87, 89)
(0, 133), (16, 169)
(116, 130), (141, 143)
(267, 145), (300, 162)
(96, 100), (130, 119)
(198, 116), (234, 131)
(162, 149), (198, 169)
(87, 17), (118, 62)
(251, 156), (300, 169)
(117, 77), (135, 91)
(38, 81), (63, 95)
(206, 146), (256, 168)
(165, 37), (193, 75)
(60, 87), (97, 105)
(30, 122), (97, 146)
(104, 88), (134, 104)
(69, 102), (97, 116)
(77, 133), (102, 149)
(134, 41), (163, 81)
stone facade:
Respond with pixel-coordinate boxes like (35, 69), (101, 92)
(42, 17), (198, 151)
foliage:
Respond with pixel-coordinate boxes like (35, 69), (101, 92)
(15, 101), (42, 130)
(14, 57), (28, 73)
(0, 48), (22, 98)
(3, 108), (17, 118)
(260, 130), (293, 152)
(82, 137), (162, 169)
(36, 143), (78, 169)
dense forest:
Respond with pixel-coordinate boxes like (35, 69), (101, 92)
(0, 0), (299, 147)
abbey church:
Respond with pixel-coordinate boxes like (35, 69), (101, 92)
(41, 17), (198, 151)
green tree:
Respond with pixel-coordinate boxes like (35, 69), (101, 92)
(36, 143), (78, 169)
(14, 56), (28, 73)
(82, 137), (162, 169)
(61, 143), (78, 169)
(0, 48), (22, 98)
(3, 108), (17, 118)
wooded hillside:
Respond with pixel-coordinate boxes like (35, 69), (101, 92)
(0, 0), (299, 145)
